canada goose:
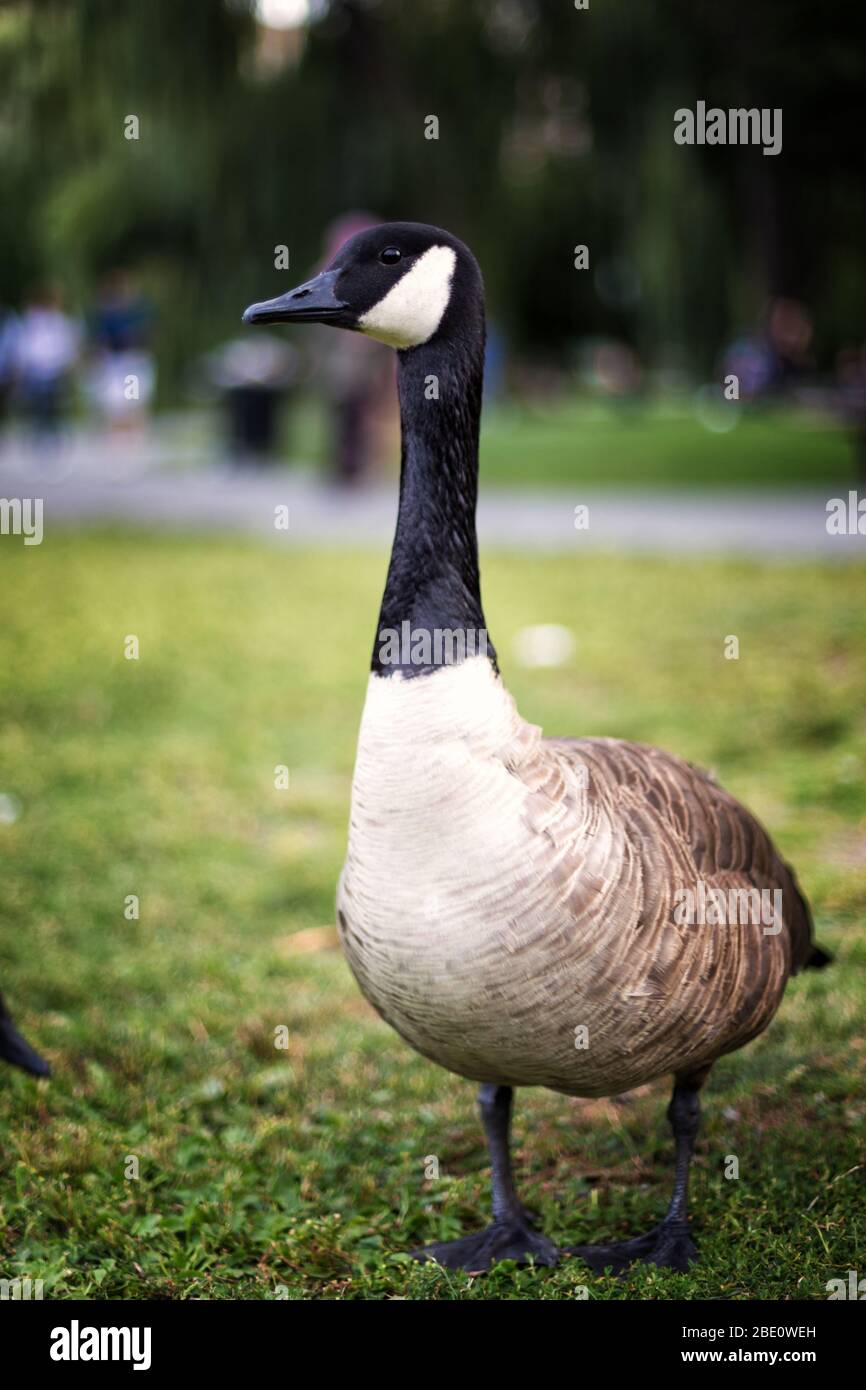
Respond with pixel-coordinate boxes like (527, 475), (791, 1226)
(0, 990), (50, 1076)
(243, 223), (830, 1273)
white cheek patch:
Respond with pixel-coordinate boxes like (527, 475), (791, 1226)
(358, 245), (456, 348)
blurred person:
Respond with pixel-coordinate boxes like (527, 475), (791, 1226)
(768, 296), (815, 387)
(721, 297), (815, 404)
(202, 334), (298, 465)
(590, 338), (645, 416)
(484, 321), (507, 401)
(85, 269), (155, 434)
(313, 213), (395, 486)
(11, 286), (81, 445)
(719, 334), (776, 402)
(835, 342), (866, 484)
(0, 304), (19, 423)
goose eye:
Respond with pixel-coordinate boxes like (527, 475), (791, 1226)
(379, 247), (402, 265)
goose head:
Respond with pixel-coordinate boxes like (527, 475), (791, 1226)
(242, 221), (483, 351)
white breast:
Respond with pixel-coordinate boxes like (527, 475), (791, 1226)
(337, 658), (605, 1092)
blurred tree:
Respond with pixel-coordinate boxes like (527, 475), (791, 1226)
(0, 0), (861, 401)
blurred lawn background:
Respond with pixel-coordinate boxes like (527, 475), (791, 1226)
(0, 535), (863, 1299)
(126, 397), (855, 489)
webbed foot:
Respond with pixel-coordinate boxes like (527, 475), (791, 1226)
(565, 1218), (697, 1274)
(412, 1215), (558, 1273)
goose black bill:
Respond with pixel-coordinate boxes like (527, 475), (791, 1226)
(242, 269), (348, 325)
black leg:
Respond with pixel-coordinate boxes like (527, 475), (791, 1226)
(411, 1084), (558, 1271)
(565, 1070), (706, 1274)
(481, 1083), (527, 1223)
(663, 1078), (701, 1228)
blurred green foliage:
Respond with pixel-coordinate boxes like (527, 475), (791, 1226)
(0, 0), (863, 402)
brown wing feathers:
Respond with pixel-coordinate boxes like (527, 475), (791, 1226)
(564, 737), (823, 977)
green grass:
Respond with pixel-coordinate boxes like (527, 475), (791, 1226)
(285, 395), (856, 490)
(0, 532), (863, 1300)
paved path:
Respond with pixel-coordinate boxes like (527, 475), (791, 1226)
(0, 450), (862, 558)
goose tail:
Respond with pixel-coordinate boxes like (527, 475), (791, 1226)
(781, 864), (833, 973)
(805, 943), (833, 971)
(0, 995), (50, 1077)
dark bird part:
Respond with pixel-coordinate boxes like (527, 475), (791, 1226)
(0, 992), (50, 1077)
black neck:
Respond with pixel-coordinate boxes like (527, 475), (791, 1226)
(372, 327), (495, 677)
